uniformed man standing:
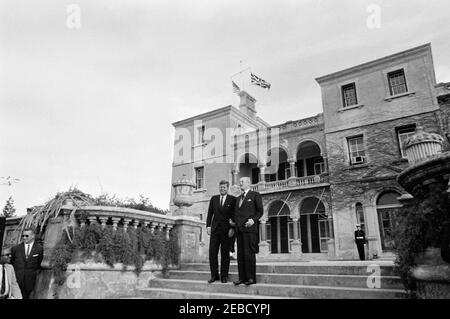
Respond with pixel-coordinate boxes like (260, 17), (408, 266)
(354, 224), (366, 260)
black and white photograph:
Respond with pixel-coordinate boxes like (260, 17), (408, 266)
(1, 0), (450, 306)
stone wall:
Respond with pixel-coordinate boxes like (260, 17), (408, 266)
(325, 112), (442, 259)
(35, 261), (167, 299)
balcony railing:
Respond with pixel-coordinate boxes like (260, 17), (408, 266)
(250, 174), (329, 193)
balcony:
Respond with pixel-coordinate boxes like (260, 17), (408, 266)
(250, 174), (329, 194)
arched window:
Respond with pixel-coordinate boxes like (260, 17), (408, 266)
(355, 203), (365, 232)
(376, 191), (402, 251)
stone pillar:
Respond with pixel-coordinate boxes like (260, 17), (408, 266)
(132, 220), (140, 229)
(173, 217), (207, 263)
(290, 217), (302, 255)
(258, 218), (270, 257)
(288, 158), (297, 187)
(258, 164), (266, 183)
(232, 169), (239, 186)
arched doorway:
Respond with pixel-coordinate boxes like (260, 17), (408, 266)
(238, 153), (259, 185)
(267, 200), (290, 253)
(376, 191), (402, 252)
(299, 197), (332, 253)
(265, 148), (289, 182)
(296, 141), (325, 177)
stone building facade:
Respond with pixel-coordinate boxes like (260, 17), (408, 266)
(169, 43), (450, 260)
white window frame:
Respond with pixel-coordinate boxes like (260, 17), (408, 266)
(195, 166), (204, 190)
(347, 135), (366, 165)
(342, 82), (358, 107)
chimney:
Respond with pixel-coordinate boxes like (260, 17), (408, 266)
(238, 90), (257, 119)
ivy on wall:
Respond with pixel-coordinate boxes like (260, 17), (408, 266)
(50, 223), (179, 296)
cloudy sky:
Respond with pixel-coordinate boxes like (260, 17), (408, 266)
(1, 0), (449, 216)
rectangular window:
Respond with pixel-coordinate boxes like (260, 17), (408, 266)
(347, 135), (366, 165)
(195, 167), (204, 189)
(396, 125), (416, 158)
(388, 70), (408, 96)
(196, 125), (205, 144)
(342, 83), (358, 107)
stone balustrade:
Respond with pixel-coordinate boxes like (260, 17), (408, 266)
(250, 174), (328, 193)
(72, 205), (176, 240)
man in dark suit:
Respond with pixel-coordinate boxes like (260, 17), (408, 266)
(354, 224), (366, 261)
(232, 177), (263, 286)
(206, 180), (236, 283)
(11, 227), (44, 299)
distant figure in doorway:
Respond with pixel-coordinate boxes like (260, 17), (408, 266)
(354, 224), (366, 261)
(11, 227), (44, 299)
(206, 180), (236, 283)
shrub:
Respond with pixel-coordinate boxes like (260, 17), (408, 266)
(50, 224), (180, 294)
(393, 186), (450, 293)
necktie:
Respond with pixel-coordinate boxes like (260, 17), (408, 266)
(1, 265), (5, 295)
(26, 244), (30, 259)
(239, 193), (245, 207)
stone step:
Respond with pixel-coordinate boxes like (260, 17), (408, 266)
(136, 287), (292, 299)
(180, 263), (398, 276)
(168, 270), (404, 289)
(148, 278), (407, 299)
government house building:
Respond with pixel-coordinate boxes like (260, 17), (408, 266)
(169, 43), (450, 261)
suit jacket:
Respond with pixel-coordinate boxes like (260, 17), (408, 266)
(11, 242), (44, 288)
(233, 190), (263, 233)
(354, 230), (366, 244)
(206, 194), (236, 233)
(0, 263), (23, 299)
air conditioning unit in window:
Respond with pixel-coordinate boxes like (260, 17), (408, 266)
(352, 156), (366, 164)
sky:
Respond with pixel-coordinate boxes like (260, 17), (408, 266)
(1, 0), (450, 216)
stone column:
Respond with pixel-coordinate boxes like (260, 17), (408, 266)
(288, 158), (297, 187)
(132, 220), (140, 229)
(258, 218), (270, 257)
(258, 164), (266, 183)
(290, 217), (302, 255)
(232, 169), (239, 186)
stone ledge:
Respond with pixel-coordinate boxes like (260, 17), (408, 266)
(384, 91), (416, 101)
(337, 104), (364, 113)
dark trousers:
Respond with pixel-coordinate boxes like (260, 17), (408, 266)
(229, 234), (236, 253)
(209, 226), (231, 279)
(356, 243), (365, 260)
(236, 231), (258, 282)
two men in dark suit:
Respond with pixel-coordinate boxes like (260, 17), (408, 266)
(11, 227), (44, 298)
(206, 180), (236, 283)
(354, 224), (366, 261)
(231, 177), (263, 286)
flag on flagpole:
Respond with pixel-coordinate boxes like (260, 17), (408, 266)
(232, 81), (241, 95)
(251, 73), (271, 89)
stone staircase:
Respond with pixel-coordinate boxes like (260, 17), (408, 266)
(135, 261), (408, 299)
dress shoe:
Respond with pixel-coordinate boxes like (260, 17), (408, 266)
(244, 279), (256, 286)
(221, 277), (228, 283)
(208, 277), (220, 283)
(233, 280), (245, 285)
